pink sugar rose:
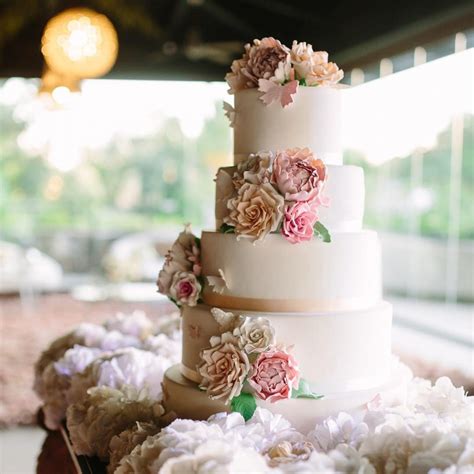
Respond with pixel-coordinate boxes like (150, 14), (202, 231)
(249, 349), (300, 403)
(169, 271), (201, 307)
(282, 201), (319, 244)
(272, 148), (327, 202)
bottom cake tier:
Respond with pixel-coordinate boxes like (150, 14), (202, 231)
(162, 361), (411, 433)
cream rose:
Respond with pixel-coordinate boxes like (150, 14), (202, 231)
(199, 333), (250, 403)
(235, 317), (275, 354)
(290, 41), (315, 79)
(224, 182), (284, 242)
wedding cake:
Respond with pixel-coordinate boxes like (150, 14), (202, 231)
(158, 38), (409, 432)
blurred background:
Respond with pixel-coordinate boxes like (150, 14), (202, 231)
(0, 1), (473, 471)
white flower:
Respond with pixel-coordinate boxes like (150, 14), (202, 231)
(105, 311), (154, 340)
(141, 332), (181, 363)
(67, 348), (172, 406)
(66, 385), (165, 460)
(160, 440), (272, 474)
(308, 412), (369, 452)
(39, 345), (102, 429)
(328, 445), (375, 474)
(74, 322), (108, 347)
(234, 316), (275, 354)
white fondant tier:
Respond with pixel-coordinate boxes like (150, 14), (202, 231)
(180, 303), (392, 393)
(215, 164), (365, 233)
(201, 231), (381, 312)
(162, 362), (411, 434)
(233, 86), (343, 165)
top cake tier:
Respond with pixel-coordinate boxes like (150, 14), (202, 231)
(233, 86), (343, 165)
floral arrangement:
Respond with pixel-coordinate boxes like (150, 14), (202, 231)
(218, 148), (331, 243)
(157, 225), (203, 307)
(35, 312), (473, 473)
(117, 377), (473, 473)
(198, 308), (322, 420)
(226, 38), (343, 107)
(34, 311), (181, 432)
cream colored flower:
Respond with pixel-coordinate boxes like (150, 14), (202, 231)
(199, 333), (250, 403)
(66, 385), (165, 461)
(290, 41), (315, 79)
(107, 421), (162, 474)
(306, 60), (344, 86)
(234, 151), (273, 186)
(224, 182), (284, 242)
(266, 440), (314, 467)
(235, 316), (275, 354)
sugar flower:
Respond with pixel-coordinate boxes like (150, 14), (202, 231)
(199, 333), (250, 403)
(249, 349), (300, 403)
(234, 151), (274, 187)
(258, 79), (299, 108)
(234, 316), (275, 354)
(157, 225), (201, 298)
(225, 182), (284, 242)
(272, 148), (327, 202)
(282, 201), (319, 244)
(169, 271), (201, 306)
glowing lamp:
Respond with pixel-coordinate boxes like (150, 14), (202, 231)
(41, 8), (118, 79)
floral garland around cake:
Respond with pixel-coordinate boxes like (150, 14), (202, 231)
(198, 308), (323, 421)
(218, 148), (331, 244)
(225, 37), (343, 107)
(157, 225), (203, 307)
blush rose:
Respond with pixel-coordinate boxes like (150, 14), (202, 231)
(249, 349), (300, 403)
(169, 271), (201, 307)
(281, 201), (319, 244)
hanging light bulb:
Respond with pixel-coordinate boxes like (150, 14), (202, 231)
(41, 8), (118, 79)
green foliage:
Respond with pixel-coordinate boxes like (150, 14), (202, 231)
(291, 379), (324, 400)
(219, 223), (235, 234)
(230, 392), (257, 421)
(314, 221), (331, 243)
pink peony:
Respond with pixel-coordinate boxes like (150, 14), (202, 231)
(249, 349), (300, 403)
(271, 148), (327, 202)
(169, 271), (201, 307)
(282, 201), (319, 244)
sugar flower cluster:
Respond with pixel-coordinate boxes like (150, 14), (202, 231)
(198, 308), (320, 417)
(219, 148), (330, 243)
(156, 224), (203, 307)
(226, 38), (343, 107)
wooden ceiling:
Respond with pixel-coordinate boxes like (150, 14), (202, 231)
(0, 0), (472, 80)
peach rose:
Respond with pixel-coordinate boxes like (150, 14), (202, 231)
(306, 60), (344, 86)
(199, 333), (250, 403)
(290, 41), (315, 79)
(224, 182), (284, 242)
(249, 349), (300, 403)
(271, 148), (327, 202)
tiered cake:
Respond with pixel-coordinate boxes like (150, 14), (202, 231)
(158, 38), (408, 432)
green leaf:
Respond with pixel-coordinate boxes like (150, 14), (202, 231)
(291, 379), (324, 400)
(299, 78), (307, 86)
(230, 392), (257, 421)
(314, 221), (331, 243)
(219, 223), (235, 234)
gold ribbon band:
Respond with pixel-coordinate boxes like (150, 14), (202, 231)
(203, 291), (373, 313)
(180, 364), (202, 384)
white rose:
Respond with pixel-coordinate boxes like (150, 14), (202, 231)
(234, 317), (275, 354)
